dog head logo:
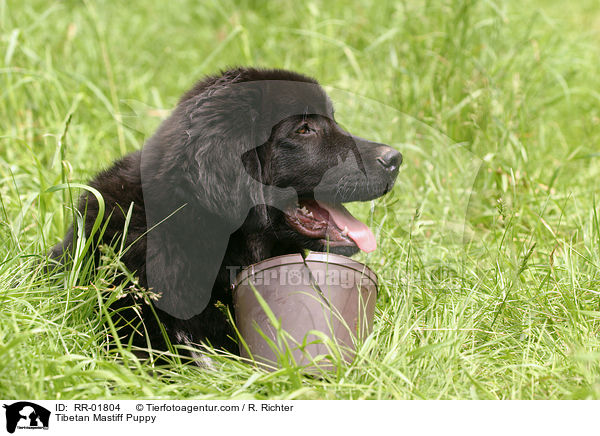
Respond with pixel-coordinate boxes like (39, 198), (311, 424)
(2, 402), (50, 434)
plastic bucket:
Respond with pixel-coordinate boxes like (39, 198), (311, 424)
(233, 251), (377, 371)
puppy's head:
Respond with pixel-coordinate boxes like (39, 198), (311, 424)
(142, 68), (401, 318)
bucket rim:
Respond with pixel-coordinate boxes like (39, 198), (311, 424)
(232, 251), (378, 290)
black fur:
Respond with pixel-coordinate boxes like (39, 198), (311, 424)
(51, 67), (401, 361)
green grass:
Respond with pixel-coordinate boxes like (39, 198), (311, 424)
(1, 0), (600, 399)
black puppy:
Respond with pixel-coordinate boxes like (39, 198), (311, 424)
(51, 67), (401, 362)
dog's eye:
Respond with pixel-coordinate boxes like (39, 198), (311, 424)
(295, 124), (312, 135)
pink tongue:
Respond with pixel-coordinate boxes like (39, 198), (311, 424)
(316, 200), (377, 253)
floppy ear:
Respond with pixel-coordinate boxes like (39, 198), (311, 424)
(140, 82), (295, 319)
(140, 86), (249, 319)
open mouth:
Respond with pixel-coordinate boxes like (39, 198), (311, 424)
(285, 199), (376, 252)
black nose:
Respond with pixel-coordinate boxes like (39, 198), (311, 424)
(377, 149), (402, 172)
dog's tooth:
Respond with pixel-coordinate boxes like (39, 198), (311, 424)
(341, 226), (349, 236)
(300, 206), (309, 214)
(306, 211), (313, 218)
